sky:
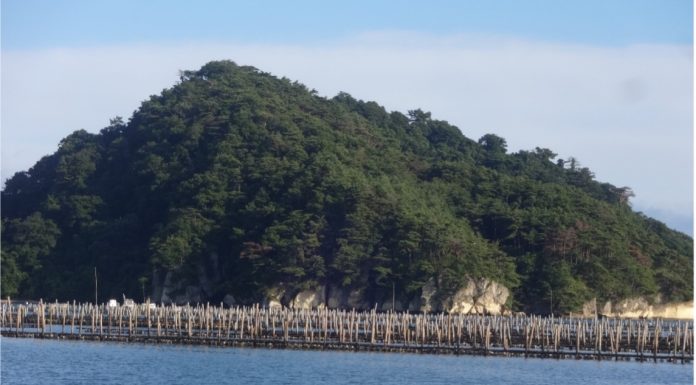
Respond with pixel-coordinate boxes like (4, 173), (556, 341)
(1, 0), (693, 234)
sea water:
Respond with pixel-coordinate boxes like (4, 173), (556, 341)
(1, 337), (692, 385)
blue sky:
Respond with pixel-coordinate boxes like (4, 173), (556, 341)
(3, 0), (692, 48)
(2, 0), (694, 234)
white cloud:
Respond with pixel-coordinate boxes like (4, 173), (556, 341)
(2, 33), (692, 232)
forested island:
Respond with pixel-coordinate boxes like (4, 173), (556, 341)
(2, 61), (692, 315)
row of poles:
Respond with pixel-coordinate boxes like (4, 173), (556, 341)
(1, 299), (692, 363)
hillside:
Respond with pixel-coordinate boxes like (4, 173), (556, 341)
(2, 61), (692, 314)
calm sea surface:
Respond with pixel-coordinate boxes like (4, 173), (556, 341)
(1, 337), (692, 385)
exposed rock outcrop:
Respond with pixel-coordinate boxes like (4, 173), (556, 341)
(289, 286), (325, 309)
(257, 278), (512, 314)
(581, 297), (693, 319)
(264, 285), (287, 309)
(268, 300), (283, 309)
(581, 298), (598, 317)
(149, 265), (546, 318)
(651, 301), (694, 319)
(446, 278), (510, 315)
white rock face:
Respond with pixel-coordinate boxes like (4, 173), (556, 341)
(290, 286), (326, 309)
(264, 285), (286, 308)
(608, 297), (652, 318)
(268, 300), (283, 309)
(652, 302), (694, 319)
(592, 297), (694, 319)
(260, 285), (371, 310)
(447, 278), (510, 315)
(581, 298), (598, 317)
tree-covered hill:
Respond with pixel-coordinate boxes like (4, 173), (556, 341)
(2, 61), (692, 313)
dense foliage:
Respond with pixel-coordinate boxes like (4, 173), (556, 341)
(2, 61), (692, 313)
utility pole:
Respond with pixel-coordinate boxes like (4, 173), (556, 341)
(94, 267), (98, 306)
(549, 287), (553, 316)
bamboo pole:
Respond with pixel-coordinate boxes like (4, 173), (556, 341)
(1, 301), (693, 363)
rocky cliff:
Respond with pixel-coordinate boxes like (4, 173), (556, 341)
(154, 270), (511, 315)
(154, 268), (692, 319)
(581, 297), (693, 320)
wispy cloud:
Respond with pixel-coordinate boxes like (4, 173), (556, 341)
(2, 32), (692, 232)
